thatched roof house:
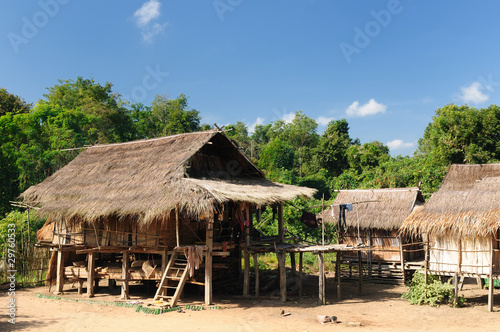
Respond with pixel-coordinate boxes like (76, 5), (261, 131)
(320, 188), (424, 231)
(401, 164), (500, 312)
(23, 130), (315, 224)
(24, 130), (316, 302)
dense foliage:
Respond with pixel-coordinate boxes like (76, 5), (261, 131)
(402, 272), (465, 307)
(1, 77), (500, 247)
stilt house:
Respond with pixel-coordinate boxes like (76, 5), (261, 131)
(23, 130), (315, 305)
(319, 188), (425, 281)
(401, 163), (500, 311)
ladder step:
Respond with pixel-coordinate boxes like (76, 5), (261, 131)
(155, 295), (172, 299)
(162, 286), (177, 289)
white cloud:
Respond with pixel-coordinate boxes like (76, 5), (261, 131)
(133, 0), (168, 42)
(282, 112), (295, 124)
(134, 0), (161, 26)
(386, 139), (414, 151)
(346, 99), (387, 117)
(248, 117), (265, 134)
(457, 81), (490, 104)
(316, 116), (335, 126)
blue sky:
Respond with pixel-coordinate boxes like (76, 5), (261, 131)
(2, 1), (500, 157)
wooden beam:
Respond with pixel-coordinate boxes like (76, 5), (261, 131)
(336, 252), (342, 300)
(424, 233), (429, 284)
(278, 202), (284, 243)
(243, 207), (250, 297)
(290, 252), (296, 276)
(87, 252), (95, 297)
(399, 235), (406, 284)
(161, 246), (168, 275)
(175, 210), (180, 248)
(55, 249), (64, 294)
(358, 250), (363, 295)
(121, 251), (129, 300)
(318, 252), (325, 305)
(205, 215), (214, 305)
(253, 253), (259, 297)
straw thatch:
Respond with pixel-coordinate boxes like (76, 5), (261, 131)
(22, 130), (316, 224)
(319, 188), (424, 230)
(402, 163), (500, 237)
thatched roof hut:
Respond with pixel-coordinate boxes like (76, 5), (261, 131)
(320, 188), (424, 230)
(22, 130), (315, 224)
(402, 163), (500, 237)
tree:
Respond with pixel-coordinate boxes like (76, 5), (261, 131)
(315, 119), (352, 177)
(347, 141), (390, 174)
(149, 94), (200, 136)
(0, 88), (31, 116)
(258, 138), (295, 172)
(417, 104), (500, 165)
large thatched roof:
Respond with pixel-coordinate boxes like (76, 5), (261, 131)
(319, 188), (424, 230)
(21, 130), (316, 224)
(402, 163), (500, 237)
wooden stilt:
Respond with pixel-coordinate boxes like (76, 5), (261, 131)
(488, 234), (494, 312)
(253, 253), (259, 297)
(298, 252), (303, 297)
(55, 249), (64, 294)
(290, 252), (296, 276)
(453, 273), (459, 307)
(278, 250), (287, 302)
(399, 235), (406, 284)
(161, 246), (168, 275)
(205, 215), (214, 305)
(358, 250), (363, 295)
(175, 210), (180, 248)
(121, 251), (129, 300)
(243, 222), (250, 297)
(87, 252), (95, 297)
(336, 252), (342, 300)
(318, 252), (325, 305)
(424, 234), (429, 284)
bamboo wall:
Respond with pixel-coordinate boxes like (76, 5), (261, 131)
(429, 231), (500, 275)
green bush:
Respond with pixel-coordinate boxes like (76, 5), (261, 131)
(402, 272), (465, 307)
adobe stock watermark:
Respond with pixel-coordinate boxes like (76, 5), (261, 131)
(339, 0), (404, 64)
(5, 223), (17, 324)
(7, 0), (71, 54)
(213, 0), (243, 22)
(123, 65), (169, 103)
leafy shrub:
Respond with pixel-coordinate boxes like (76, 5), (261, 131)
(402, 272), (465, 307)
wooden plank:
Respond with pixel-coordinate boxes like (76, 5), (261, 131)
(175, 210), (180, 247)
(205, 215), (214, 305)
(358, 250), (363, 295)
(399, 235), (405, 284)
(87, 252), (95, 297)
(55, 249), (64, 294)
(318, 252), (325, 305)
(489, 234), (494, 312)
(121, 251), (129, 299)
(298, 252), (303, 297)
(336, 252), (342, 300)
(253, 253), (259, 297)
(424, 234), (429, 284)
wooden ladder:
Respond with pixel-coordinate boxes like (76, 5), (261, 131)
(154, 250), (189, 307)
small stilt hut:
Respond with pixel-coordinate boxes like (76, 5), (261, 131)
(319, 188), (425, 282)
(22, 130), (315, 305)
(401, 163), (500, 311)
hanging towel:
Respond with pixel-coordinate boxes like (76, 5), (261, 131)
(338, 205), (348, 232)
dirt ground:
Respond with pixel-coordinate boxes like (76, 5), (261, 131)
(1, 275), (500, 332)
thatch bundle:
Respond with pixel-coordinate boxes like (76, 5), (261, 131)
(319, 188), (424, 230)
(21, 130), (315, 225)
(402, 164), (500, 237)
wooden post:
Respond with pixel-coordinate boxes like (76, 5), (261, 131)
(488, 234), (494, 312)
(367, 229), (372, 277)
(298, 252), (303, 297)
(336, 252), (342, 300)
(205, 215), (214, 305)
(175, 210), (180, 248)
(278, 202), (284, 243)
(243, 208), (250, 297)
(87, 252), (95, 297)
(318, 252), (326, 305)
(55, 249), (64, 294)
(253, 253), (259, 297)
(121, 251), (129, 300)
(290, 252), (296, 276)
(453, 272), (459, 307)
(399, 235), (406, 284)
(278, 250), (287, 302)
(161, 246), (168, 275)
(358, 250), (363, 295)
(321, 195), (325, 246)
(424, 233), (429, 284)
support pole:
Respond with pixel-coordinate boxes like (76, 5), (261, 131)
(205, 215), (214, 305)
(488, 234), (494, 312)
(55, 249), (64, 294)
(278, 202), (284, 243)
(278, 250), (287, 302)
(358, 250), (363, 295)
(298, 252), (303, 297)
(175, 210), (180, 248)
(424, 234), (429, 284)
(121, 251), (129, 300)
(87, 252), (95, 297)
(253, 253), (259, 297)
(318, 252), (325, 305)
(243, 208), (250, 297)
(453, 272), (459, 307)
(336, 252), (342, 300)
(161, 246), (168, 276)
(399, 235), (406, 284)
(290, 252), (296, 276)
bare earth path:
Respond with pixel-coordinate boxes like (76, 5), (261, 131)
(1, 278), (499, 331)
